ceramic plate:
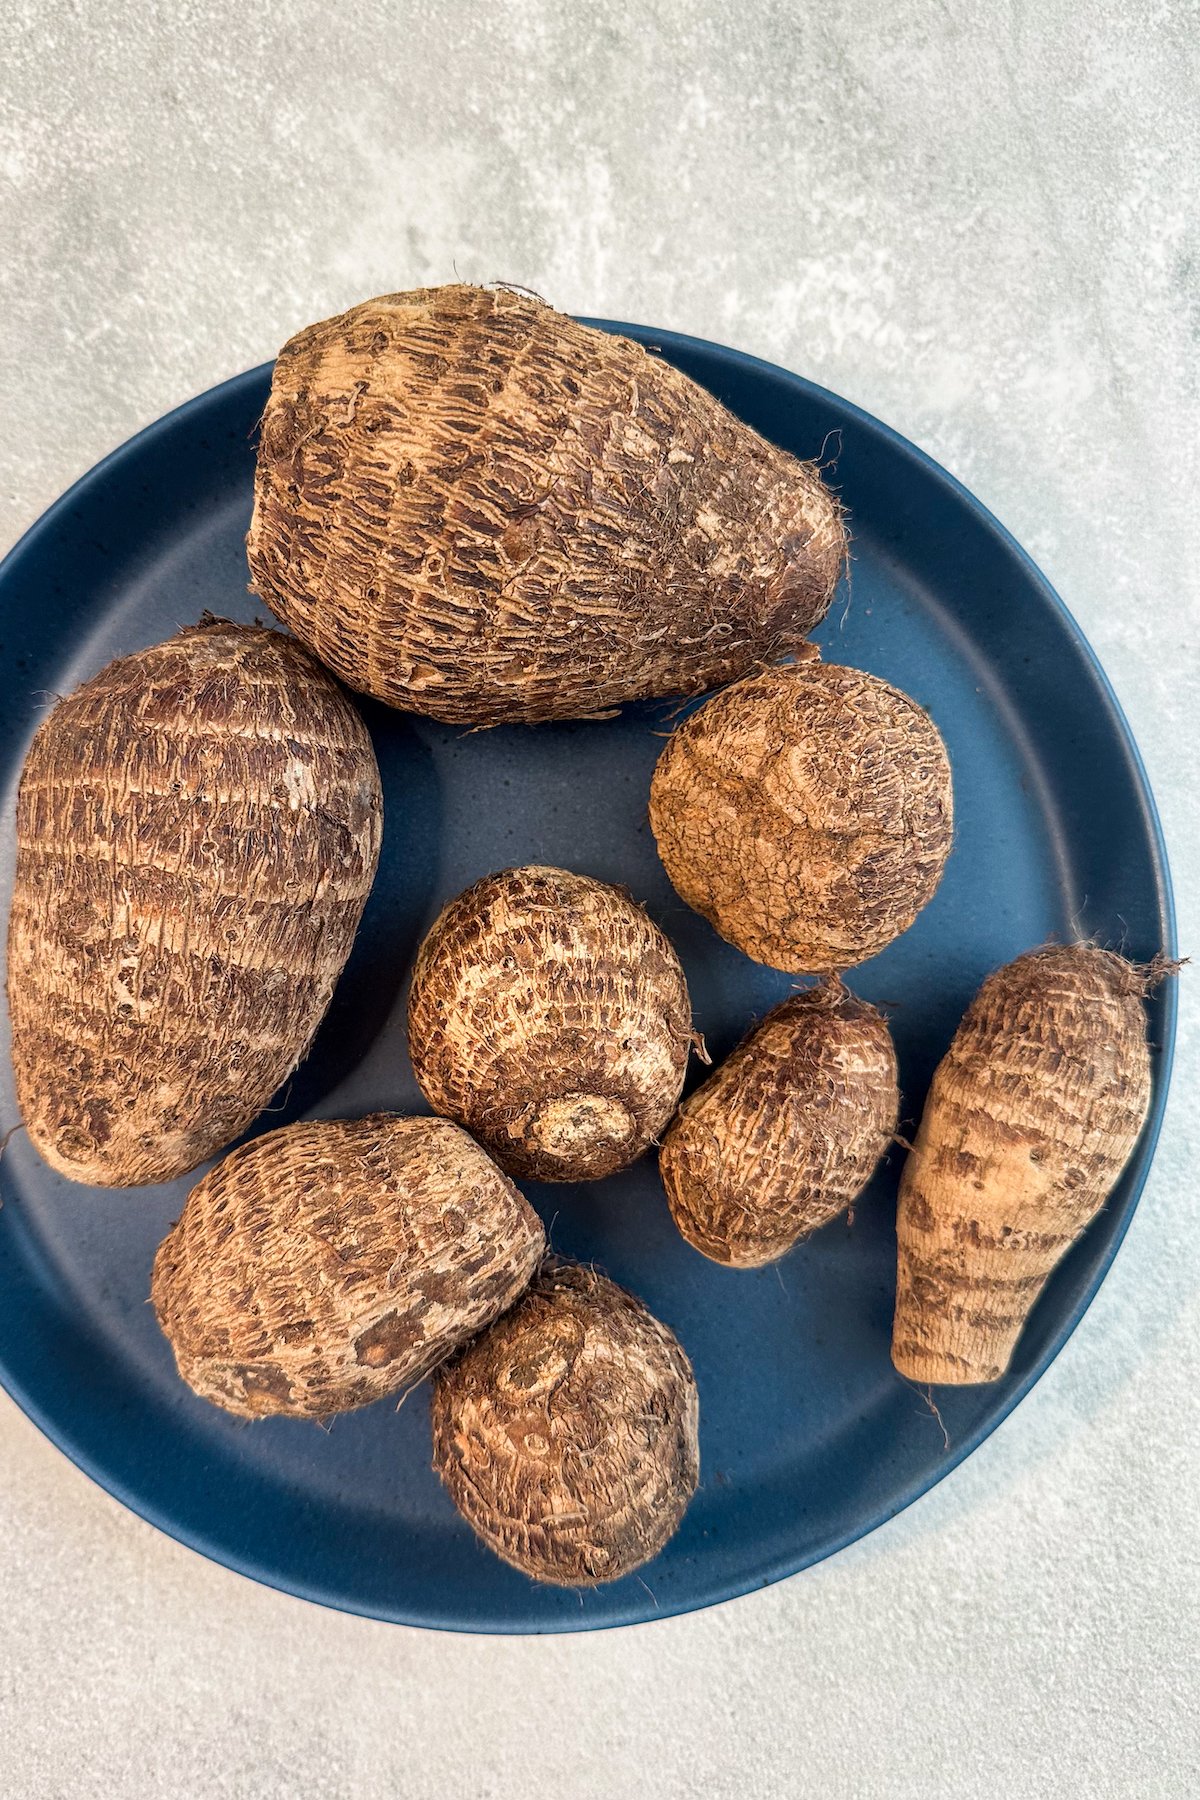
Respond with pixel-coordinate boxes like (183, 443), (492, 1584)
(0, 322), (1176, 1631)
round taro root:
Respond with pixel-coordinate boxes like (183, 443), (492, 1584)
(407, 866), (695, 1182)
(247, 284), (845, 725)
(431, 1262), (699, 1586)
(660, 982), (899, 1266)
(8, 620), (382, 1186)
(649, 660), (953, 973)
(151, 1115), (544, 1420)
(893, 945), (1167, 1385)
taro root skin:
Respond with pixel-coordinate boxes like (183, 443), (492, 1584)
(247, 284), (846, 725)
(432, 1262), (699, 1586)
(8, 621), (382, 1187)
(151, 1114), (545, 1420)
(892, 946), (1161, 1385)
(649, 660), (953, 973)
(660, 982), (899, 1267)
(407, 865), (695, 1182)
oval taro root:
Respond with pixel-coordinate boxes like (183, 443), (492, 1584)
(660, 981), (899, 1266)
(8, 620), (382, 1186)
(247, 284), (845, 725)
(892, 945), (1167, 1385)
(152, 1114), (545, 1419)
(649, 659), (953, 973)
(432, 1261), (699, 1586)
(407, 865), (695, 1182)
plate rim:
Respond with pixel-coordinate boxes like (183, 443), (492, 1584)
(0, 322), (1179, 1633)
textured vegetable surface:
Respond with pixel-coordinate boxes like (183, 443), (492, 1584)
(407, 865), (694, 1181)
(892, 945), (1161, 1385)
(247, 284), (845, 725)
(432, 1261), (699, 1586)
(8, 621), (382, 1186)
(152, 1114), (544, 1419)
(650, 659), (953, 972)
(660, 981), (898, 1266)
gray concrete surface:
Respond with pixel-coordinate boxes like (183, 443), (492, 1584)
(1, 2), (1197, 1794)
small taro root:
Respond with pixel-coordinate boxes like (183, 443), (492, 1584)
(431, 1261), (699, 1586)
(151, 1115), (544, 1419)
(892, 945), (1168, 1385)
(247, 284), (845, 725)
(8, 620), (382, 1186)
(649, 659), (953, 973)
(407, 865), (695, 1182)
(660, 981), (899, 1266)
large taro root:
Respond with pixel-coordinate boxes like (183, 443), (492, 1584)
(892, 945), (1166, 1385)
(152, 1114), (545, 1419)
(650, 659), (953, 973)
(660, 981), (899, 1267)
(407, 865), (695, 1182)
(8, 620), (382, 1186)
(247, 284), (845, 725)
(431, 1261), (699, 1586)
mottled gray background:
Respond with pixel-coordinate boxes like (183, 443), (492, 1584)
(2, 2), (1197, 1795)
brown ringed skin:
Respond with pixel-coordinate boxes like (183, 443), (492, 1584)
(247, 284), (846, 725)
(660, 980), (899, 1266)
(7, 619), (383, 1186)
(151, 1114), (545, 1419)
(407, 865), (695, 1182)
(431, 1260), (699, 1586)
(649, 659), (954, 973)
(891, 944), (1164, 1384)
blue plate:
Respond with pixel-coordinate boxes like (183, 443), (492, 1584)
(0, 324), (1176, 1632)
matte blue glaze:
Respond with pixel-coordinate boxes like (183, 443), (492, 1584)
(0, 325), (1176, 1633)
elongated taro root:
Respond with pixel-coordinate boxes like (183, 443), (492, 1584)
(8, 621), (382, 1186)
(660, 981), (899, 1266)
(432, 1261), (699, 1585)
(407, 866), (695, 1182)
(152, 1114), (544, 1419)
(650, 659), (953, 972)
(247, 284), (845, 725)
(892, 945), (1166, 1385)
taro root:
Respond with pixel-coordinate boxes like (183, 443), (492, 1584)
(407, 865), (695, 1182)
(151, 1114), (544, 1419)
(660, 981), (899, 1266)
(892, 945), (1167, 1385)
(247, 284), (845, 725)
(649, 658), (953, 973)
(431, 1261), (699, 1586)
(8, 620), (382, 1186)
